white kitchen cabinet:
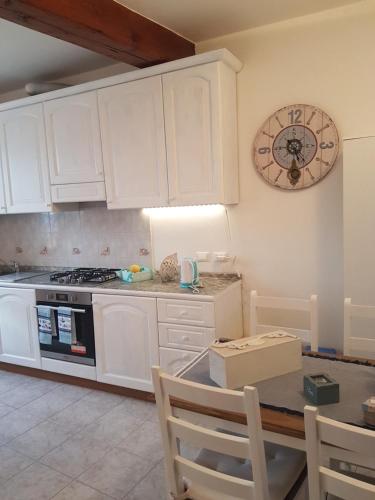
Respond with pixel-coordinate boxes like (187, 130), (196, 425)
(98, 76), (168, 209)
(44, 91), (105, 188)
(0, 288), (41, 368)
(158, 323), (215, 352)
(159, 347), (198, 375)
(93, 294), (159, 391)
(163, 62), (239, 206)
(0, 104), (51, 213)
(0, 159), (5, 214)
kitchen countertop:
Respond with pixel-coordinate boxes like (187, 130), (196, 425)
(98, 274), (240, 296)
(0, 270), (241, 301)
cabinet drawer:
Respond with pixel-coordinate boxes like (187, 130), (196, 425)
(51, 182), (106, 202)
(159, 347), (198, 376)
(157, 299), (214, 327)
(159, 323), (214, 351)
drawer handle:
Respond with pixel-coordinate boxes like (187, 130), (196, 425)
(179, 310), (188, 317)
(182, 335), (190, 342)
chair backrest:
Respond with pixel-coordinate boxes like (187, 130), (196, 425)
(304, 405), (375, 500)
(344, 298), (375, 357)
(250, 290), (319, 352)
(152, 366), (270, 500)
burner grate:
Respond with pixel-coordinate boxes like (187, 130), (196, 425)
(50, 268), (118, 284)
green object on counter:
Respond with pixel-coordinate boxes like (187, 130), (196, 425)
(120, 267), (153, 283)
(304, 373), (339, 405)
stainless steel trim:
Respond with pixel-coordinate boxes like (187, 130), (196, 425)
(34, 305), (86, 314)
(36, 289), (92, 305)
(41, 350), (95, 366)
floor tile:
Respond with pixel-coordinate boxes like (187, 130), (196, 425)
(77, 405), (140, 448)
(79, 447), (155, 499)
(20, 384), (90, 420)
(41, 433), (110, 478)
(9, 419), (73, 459)
(0, 372), (31, 395)
(0, 408), (43, 445)
(0, 401), (13, 418)
(49, 395), (115, 431)
(117, 420), (164, 461)
(0, 445), (34, 482)
(0, 378), (58, 408)
(117, 397), (157, 422)
(52, 481), (113, 500)
(125, 460), (168, 500)
(0, 462), (70, 500)
(80, 389), (125, 408)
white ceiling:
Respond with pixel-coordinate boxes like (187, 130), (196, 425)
(116, 0), (363, 41)
(0, 19), (117, 95)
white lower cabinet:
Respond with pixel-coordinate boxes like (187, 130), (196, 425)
(93, 294), (159, 391)
(159, 347), (198, 375)
(0, 288), (41, 368)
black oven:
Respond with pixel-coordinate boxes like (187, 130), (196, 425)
(36, 289), (95, 366)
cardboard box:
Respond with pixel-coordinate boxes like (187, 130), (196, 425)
(209, 333), (302, 389)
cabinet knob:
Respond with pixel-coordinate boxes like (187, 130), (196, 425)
(179, 310), (187, 317)
(182, 335), (190, 342)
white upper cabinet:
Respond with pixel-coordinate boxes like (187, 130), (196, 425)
(98, 76), (168, 209)
(0, 104), (51, 213)
(44, 91), (104, 185)
(163, 62), (239, 206)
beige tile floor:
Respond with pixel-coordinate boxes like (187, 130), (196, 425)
(0, 369), (167, 500)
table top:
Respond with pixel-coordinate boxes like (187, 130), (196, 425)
(177, 351), (375, 439)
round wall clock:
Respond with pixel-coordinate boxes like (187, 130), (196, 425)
(253, 104), (339, 189)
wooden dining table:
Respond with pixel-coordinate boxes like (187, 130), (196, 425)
(172, 350), (375, 454)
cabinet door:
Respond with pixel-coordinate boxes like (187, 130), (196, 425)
(45, 91), (104, 184)
(0, 157), (5, 214)
(159, 347), (198, 375)
(0, 104), (51, 213)
(0, 288), (41, 368)
(163, 63), (222, 206)
(98, 76), (168, 208)
(93, 294), (158, 391)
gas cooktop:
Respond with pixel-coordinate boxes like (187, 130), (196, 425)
(50, 268), (119, 285)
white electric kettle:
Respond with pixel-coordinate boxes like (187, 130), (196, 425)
(180, 257), (199, 289)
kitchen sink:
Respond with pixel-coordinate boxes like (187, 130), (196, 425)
(0, 271), (49, 282)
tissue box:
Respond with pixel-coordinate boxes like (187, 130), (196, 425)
(209, 333), (302, 389)
(304, 373), (339, 405)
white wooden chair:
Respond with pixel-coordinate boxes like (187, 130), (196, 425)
(250, 290), (319, 352)
(344, 298), (375, 358)
(152, 366), (306, 500)
(304, 405), (375, 500)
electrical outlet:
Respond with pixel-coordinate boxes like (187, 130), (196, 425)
(196, 251), (210, 262)
(214, 251), (231, 262)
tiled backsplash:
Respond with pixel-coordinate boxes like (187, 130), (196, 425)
(0, 203), (152, 269)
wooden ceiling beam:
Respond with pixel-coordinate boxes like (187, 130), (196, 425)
(0, 0), (195, 67)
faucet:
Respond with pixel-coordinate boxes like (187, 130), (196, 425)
(10, 260), (19, 273)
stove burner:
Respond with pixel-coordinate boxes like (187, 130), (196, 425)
(50, 268), (118, 285)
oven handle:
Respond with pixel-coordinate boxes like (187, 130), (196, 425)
(34, 305), (86, 314)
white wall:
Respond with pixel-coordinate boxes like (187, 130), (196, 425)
(150, 0), (375, 348)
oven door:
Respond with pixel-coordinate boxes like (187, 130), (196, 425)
(37, 301), (95, 366)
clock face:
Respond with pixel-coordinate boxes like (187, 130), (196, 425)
(253, 104), (339, 189)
